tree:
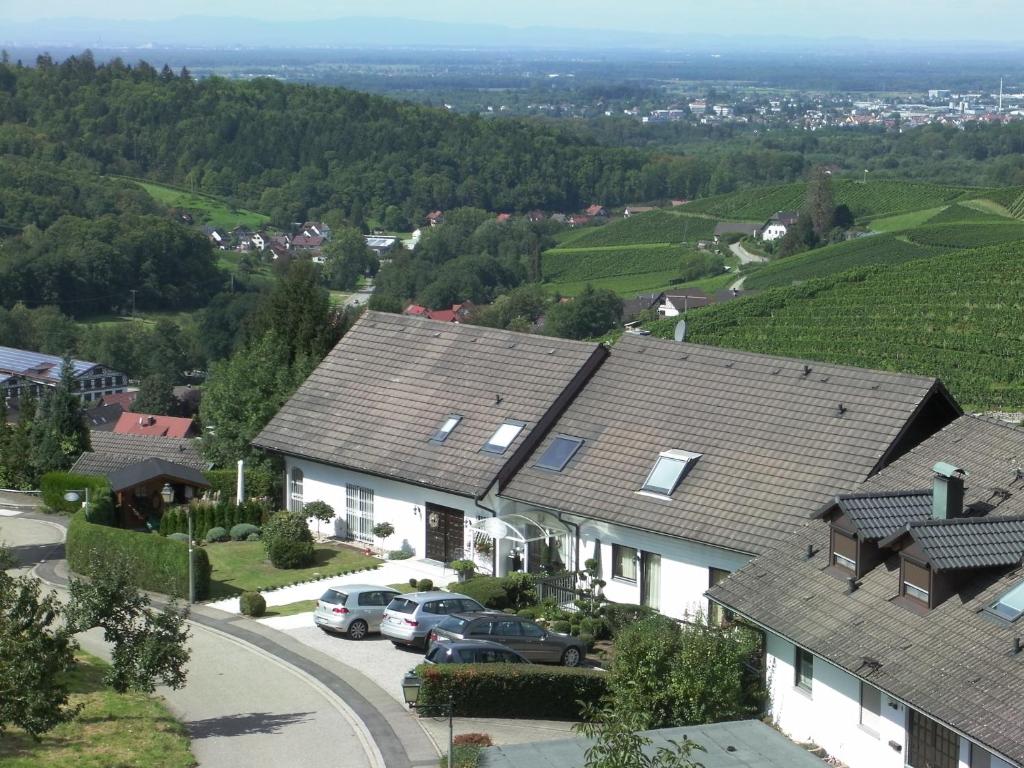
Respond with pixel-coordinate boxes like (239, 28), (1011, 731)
(575, 701), (706, 768)
(133, 373), (178, 416)
(262, 511), (315, 569)
(30, 357), (90, 477)
(544, 285), (622, 340)
(608, 615), (762, 730)
(805, 165), (835, 240)
(66, 551), (190, 694)
(303, 500), (335, 540)
(0, 548), (79, 739)
(323, 226), (376, 291)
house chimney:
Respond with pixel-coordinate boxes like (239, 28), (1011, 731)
(1014, 637), (1023, 655)
(932, 462), (966, 520)
(846, 577), (859, 594)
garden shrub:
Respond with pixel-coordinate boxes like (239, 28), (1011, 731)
(579, 616), (611, 641)
(67, 510), (211, 600)
(168, 532), (190, 543)
(516, 607), (541, 619)
(246, 532), (261, 542)
(239, 591), (267, 617)
(416, 578), (434, 592)
(552, 620), (571, 633)
(416, 663), (607, 720)
(40, 472), (112, 515)
(388, 550), (413, 560)
(82, 489), (117, 527)
(453, 733), (493, 747)
(230, 523), (260, 541)
(499, 572), (537, 610)
(205, 464), (277, 500)
(262, 512), (315, 569)
(409, 578), (419, 588)
(453, 577), (508, 609)
(205, 526), (229, 543)
(159, 500), (268, 540)
(602, 603), (660, 636)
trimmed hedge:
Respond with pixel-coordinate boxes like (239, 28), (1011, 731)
(159, 500), (269, 541)
(40, 472), (114, 515)
(205, 464), (277, 500)
(67, 510), (211, 600)
(451, 577), (509, 609)
(416, 663), (607, 720)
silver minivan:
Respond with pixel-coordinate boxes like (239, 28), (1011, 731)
(380, 591), (485, 649)
(314, 584), (400, 640)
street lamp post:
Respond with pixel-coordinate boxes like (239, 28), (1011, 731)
(161, 482), (193, 603)
(402, 671), (454, 768)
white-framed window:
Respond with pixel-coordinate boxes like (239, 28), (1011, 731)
(641, 450), (702, 496)
(860, 681), (880, 735)
(482, 421), (526, 454)
(346, 485), (374, 544)
(289, 467), (304, 513)
(611, 543), (638, 581)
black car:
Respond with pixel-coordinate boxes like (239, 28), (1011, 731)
(428, 612), (586, 667)
(424, 638), (530, 665)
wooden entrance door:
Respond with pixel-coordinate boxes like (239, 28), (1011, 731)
(425, 503), (464, 563)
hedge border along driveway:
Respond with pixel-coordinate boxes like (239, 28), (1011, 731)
(67, 510), (211, 600)
(415, 662), (608, 720)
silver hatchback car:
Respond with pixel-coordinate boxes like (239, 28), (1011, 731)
(380, 591), (485, 649)
(314, 584), (400, 640)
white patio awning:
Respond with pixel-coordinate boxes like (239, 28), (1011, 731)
(469, 510), (568, 545)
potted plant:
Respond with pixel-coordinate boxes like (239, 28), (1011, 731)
(474, 537), (494, 557)
(450, 559), (476, 582)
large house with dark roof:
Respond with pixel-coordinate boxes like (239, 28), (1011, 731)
(708, 416), (1024, 768)
(0, 346), (128, 405)
(253, 312), (960, 617)
(253, 312), (606, 562)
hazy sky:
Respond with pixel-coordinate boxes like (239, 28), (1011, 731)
(2, 0), (1022, 41)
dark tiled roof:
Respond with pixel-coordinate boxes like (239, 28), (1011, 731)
(709, 417), (1024, 764)
(253, 311), (605, 498)
(816, 489), (933, 540)
(108, 458), (209, 493)
(503, 334), (951, 554)
(889, 516), (1024, 571)
(714, 221), (761, 237)
(479, 720), (825, 768)
(71, 432), (208, 474)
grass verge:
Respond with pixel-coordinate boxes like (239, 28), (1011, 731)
(134, 180), (269, 230)
(0, 652), (195, 768)
(205, 541), (382, 600)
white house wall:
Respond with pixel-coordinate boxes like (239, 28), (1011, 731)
(574, 517), (750, 620)
(284, 456), (490, 571)
(764, 632), (1013, 768)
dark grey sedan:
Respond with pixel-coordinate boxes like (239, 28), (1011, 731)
(428, 612), (586, 667)
(424, 639), (530, 665)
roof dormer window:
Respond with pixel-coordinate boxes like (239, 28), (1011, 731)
(482, 420), (525, 454)
(831, 528), (857, 573)
(640, 450), (701, 497)
(430, 414), (462, 443)
(901, 558), (931, 609)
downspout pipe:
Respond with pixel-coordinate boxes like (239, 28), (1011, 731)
(474, 493), (499, 576)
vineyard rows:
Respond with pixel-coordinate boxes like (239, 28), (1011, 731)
(684, 179), (994, 221)
(925, 203), (1009, 225)
(981, 186), (1024, 210)
(906, 221), (1024, 249)
(1008, 192), (1024, 219)
(559, 210), (717, 249)
(744, 234), (946, 290)
(543, 244), (685, 283)
(647, 242), (1024, 411)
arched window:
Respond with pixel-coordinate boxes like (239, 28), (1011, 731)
(289, 468), (304, 512)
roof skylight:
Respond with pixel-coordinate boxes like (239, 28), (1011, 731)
(482, 421), (526, 454)
(535, 435), (584, 472)
(430, 414), (462, 443)
(991, 581), (1024, 622)
(641, 450), (702, 496)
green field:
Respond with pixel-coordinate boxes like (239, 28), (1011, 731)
(543, 244), (686, 283)
(557, 211), (716, 249)
(743, 234), (949, 290)
(869, 206), (946, 232)
(684, 179), (988, 222)
(905, 220), (1024, 249)
(134, 180), (270, 230)
(647, 242), (1024, 411)
(923, 203), (1011, 225)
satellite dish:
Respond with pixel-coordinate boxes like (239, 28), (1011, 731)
(673, 319), (687, 343)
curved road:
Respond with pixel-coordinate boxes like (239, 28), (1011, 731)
(728, 241), (767, 291)
(2, 514), (382, 768)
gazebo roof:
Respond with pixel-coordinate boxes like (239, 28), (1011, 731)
(107, 458), (210, 493)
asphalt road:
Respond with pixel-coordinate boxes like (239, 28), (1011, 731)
(1, 514), (380, 768)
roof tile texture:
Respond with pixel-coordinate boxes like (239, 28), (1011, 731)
(503, 334), (943, 554)
(253, 311), (602, 497)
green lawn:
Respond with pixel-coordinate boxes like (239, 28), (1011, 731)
(868, 206), (946, 233)
(263, 599), (318, 617)
(133, 180), (269, 230)
(205, 541), (382, 600)
(0, 652), (195, 768)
